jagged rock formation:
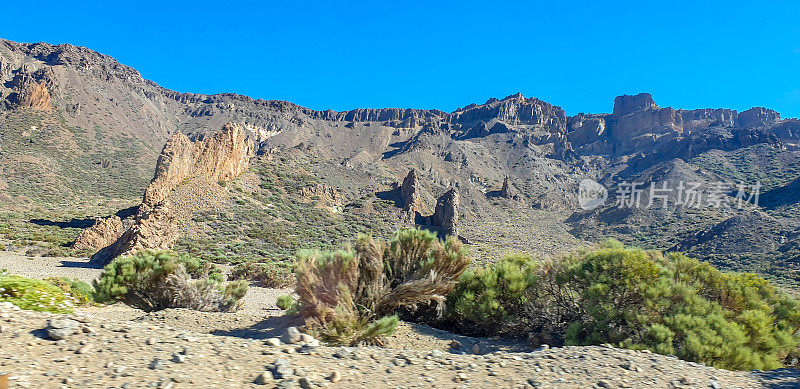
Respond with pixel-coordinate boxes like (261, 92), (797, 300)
(73, 216), (129, 251)
(413, 188), (460, 238)
(299, 184), (340, 208)
(85, 124), (254, 263)
(143, 123), (252, 207)
(400, 169), (422, 213)
(432, 188), (459, 237)
(500, 177), (511, 198)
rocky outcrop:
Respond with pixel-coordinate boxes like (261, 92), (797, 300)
(143, 123), (252, 208)
(450, 93), (567, 140)
(429, 188), (460, 238)
(400, 169), (422, 213)
(73, 216), (128, 252)
(612, 93), (659, 116)
(738, 107), (781, 129)
(565, 93), (787, 164)
(300, 184), (340, 208)
(16, 81), (51, 111)
(500, 177), (511, 199)
(87, 124), (254, 263)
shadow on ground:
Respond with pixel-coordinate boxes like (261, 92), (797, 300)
(211, 315), (303, 340)
(752, 369), (800, 388)
(58, 260), (104, 269)
(29, 218), (95, 229)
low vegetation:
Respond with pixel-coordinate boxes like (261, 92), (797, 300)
(447, 240), (800, 370)
(294, 228), (469, 345)
(93, 250), (248, 312)
(0, 271), (77, 313)
(45, 277), (96, 305)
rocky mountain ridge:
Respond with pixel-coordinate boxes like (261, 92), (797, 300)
(3, 37), (800, 290)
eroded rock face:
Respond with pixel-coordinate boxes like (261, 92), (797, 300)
(87, 124), (254, 263)
(300, 184), (340, 208)
(431, 188), (459, 238)
(73, 216), (128, 252)
(738, 107), (781, 129)
(143, 123), (252, 208)
(400, 169), (421, 213)
(612, 93), (659, 116)
(16, 81), (51, 111)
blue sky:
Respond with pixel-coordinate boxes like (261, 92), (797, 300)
(2, 1), (799, 117)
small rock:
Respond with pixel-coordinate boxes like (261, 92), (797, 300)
(597, 380), (612, 388)
(76, 344), (93, 354)
(709, 379), (721, 389)
(535, 344), (550, 351)
(149, 359), (166, 370)
(298, 377), (313, 389)
(276, 379), (298, 389)
(46, 319), (79, 340)
(272, 359), (294, 379)
(333, 348), (351, 359)
(171, 354), (186, 363)
(471, 344), (481, 355)
(450, 340), (462, 350)
(265, 338), (282, 347)
(299, 333), (315, 343)
(253, 372), (270, 385)
(328, 371), (341, 383)
(282, 327), (303, 344)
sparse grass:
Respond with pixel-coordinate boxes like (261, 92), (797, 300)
(173, 156), (403, 281)
(44, 277), (96, 305)
(0, 274), (77, 313)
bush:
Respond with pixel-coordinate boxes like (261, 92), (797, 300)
(230, 260), (293, 287)
(295, 228), (470, 345)
(0, 274), (77, 313)
(277, 294), (295, 310)
(45, 277), (96, 305)
(446, 240), (800, 370)
(94, 250), (248, 312)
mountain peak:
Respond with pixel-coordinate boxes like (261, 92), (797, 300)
(613, 93), (659, 116)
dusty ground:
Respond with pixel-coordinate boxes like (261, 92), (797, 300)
(1, 251), (799, 388)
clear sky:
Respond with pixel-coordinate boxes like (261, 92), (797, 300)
(2, 1), (799, 117)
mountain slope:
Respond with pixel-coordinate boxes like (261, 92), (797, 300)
(2, 38), (800, 289)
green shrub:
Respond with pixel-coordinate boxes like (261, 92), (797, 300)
(45, 277), (96, 305)
(230, 260), (293, 287)
(277, 294), (295, 310)
(295, 228), (470, 345)
(94, 250), (247, 312)
(0, 274), (77, 313)
(446, 240), (800, 370)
